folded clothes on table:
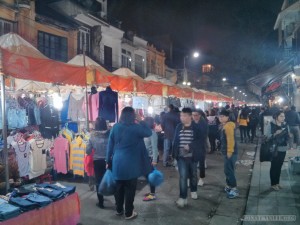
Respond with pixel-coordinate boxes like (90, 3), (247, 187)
(36, 187), (65, 201)
(9, 197), (39, 212)
(25, 193), (53, 207)
(36, 183), (76, 195)
(0, 200), (21, 221)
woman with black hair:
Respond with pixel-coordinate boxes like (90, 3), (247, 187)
(238, 109), (250, 143)
(86, 117), (110, 208)
(106, 107), (152, 220)
(269, 111), (290, 191)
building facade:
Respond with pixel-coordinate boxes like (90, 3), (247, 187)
(0, 0), (78, 62)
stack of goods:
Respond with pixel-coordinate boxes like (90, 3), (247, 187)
(0, 182), (76, 221)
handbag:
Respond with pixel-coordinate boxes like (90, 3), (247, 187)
(260, 138), (276, 162)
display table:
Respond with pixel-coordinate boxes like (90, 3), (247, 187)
(0, 193), (80, 225)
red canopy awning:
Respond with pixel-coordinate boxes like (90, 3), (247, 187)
(1, 48), (87, 86)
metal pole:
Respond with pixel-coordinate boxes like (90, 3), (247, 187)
(83, 50), (89, 131)
(0, 73), (9, 193)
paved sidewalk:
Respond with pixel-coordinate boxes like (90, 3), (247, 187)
(64, 142), (257, 225)
(243, 146), (300, 225)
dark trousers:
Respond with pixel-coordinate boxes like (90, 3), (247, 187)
(249, 125), (257, 142)
(115, 179), (138, 217)
(224, 154), (237, 188)
(239, 126), (249, 141)
(178, 158), (198, 199)
(94, 159), (106, 205)
(270, 151), (286, 186)
(208, 132), (217, 152)
(198, 151), (206, 178)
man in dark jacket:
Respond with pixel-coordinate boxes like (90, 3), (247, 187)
(161, 104), (180, 167)
(285, 106), (300, 149)
(172, 108), (203, 208)
(192, 109), (208, 186)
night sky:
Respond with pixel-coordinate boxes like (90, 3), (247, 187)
(108, 0), (283, 85)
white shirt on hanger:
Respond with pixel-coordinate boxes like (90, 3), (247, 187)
(12, 140), (31, 177)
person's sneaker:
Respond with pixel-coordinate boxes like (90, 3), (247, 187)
(125, 211), (138, 220)
(191, 192), (198, 200)
(227, 189), (239, 199)
(271, 185), (280, 191)
(115, 211), (124, 216)
(276, 184), (283, 189)
(176, 198), (187, 208)
(224, 186), (231, 193)
(198, 178), (204, 186)
(143, 193), (156, 201)
(96, 203), (104, 209)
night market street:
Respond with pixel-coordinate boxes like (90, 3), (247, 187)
(70, 141), (259, 225)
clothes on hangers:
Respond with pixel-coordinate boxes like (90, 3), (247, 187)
(98, 86), (119, 122)
(68, 93), (85, 121)
(82, 92), (99, 122)
(52, 135), (69, 174)
(39, 104), (59, 139)
(11, 140), (30, 177)
(28, 138), (52, 179)
(69, 136), (86, 176)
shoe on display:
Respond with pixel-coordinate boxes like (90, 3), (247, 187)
(191, 192), (198, 200)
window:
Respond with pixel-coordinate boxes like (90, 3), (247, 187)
(104, 45), (112, 71)
(38, 31), (68, 62)
(0, 19), (13, 36)
(202, 64), (214, 73)
(78, 27), (90, 55)
(121, 49), (132, 68)
(134, 54), (144, 77)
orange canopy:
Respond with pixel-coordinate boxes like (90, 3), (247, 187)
(1, 48), (87, 86)
(143, 81), (164, 95)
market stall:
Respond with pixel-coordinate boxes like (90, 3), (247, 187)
(0, 33), (85, 223)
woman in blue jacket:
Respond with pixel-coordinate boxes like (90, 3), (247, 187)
(106, 107), (152, 220)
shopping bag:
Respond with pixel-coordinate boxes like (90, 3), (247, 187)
(148, 168), (164, 187)
(98, 170), (116, 196)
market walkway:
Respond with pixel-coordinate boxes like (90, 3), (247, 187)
(243, 145), (300, 225)
(65, 141), (257, 225)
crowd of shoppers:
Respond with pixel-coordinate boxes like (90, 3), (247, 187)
(84, 103), (300, 219)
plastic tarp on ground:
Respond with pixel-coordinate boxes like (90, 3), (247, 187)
(0, 33), (87, 86)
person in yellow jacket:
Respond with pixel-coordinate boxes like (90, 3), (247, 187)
(219, 109), (239, 199)
(237, 109), (250, 143)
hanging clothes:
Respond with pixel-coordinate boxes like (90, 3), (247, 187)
(61, 93), (71, 123)
(69, 136), (86, 176)
(98, 86), (119, 122)
(82, 93), (99, 122)
(6, 98), (27, 129)
(39, 104), (59, 139)
(11, 140), (30, 177)
(28, 138), (52, 179)
(67, 93), (85, 122)
(52, 136), (69, 174)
